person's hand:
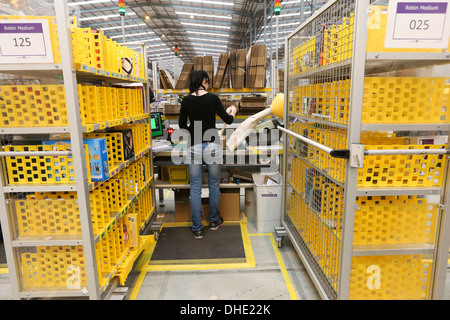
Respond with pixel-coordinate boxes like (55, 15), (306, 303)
(227, 105), (237, 117)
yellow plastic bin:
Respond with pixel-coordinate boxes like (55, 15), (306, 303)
(168, 166), (189, 184)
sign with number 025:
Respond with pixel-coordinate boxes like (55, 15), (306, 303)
(0, 19), (54, 63)
(384, 1), (450, 48)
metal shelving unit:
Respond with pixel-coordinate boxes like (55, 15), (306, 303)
(0, 1), (155, 299)
(282, 0), (450, 300)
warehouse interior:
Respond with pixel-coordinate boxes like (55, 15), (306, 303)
(0, 0), (450, 302)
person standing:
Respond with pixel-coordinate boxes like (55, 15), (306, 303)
(179, 70), (237, 239)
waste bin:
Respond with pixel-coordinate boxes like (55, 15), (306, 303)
(245, 188), (256, 223)
(252, 172), (283, 233)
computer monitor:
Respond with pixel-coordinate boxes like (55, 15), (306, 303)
(150, 112), (163, 138)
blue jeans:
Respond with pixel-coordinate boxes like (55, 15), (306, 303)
(187, 142), (223, 231)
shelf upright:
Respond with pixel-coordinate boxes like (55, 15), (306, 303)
(337, 0), (368, 300)
(55, 0), (100, 300)
(0, 0), (154, 299)
(282, 0), (450, 300)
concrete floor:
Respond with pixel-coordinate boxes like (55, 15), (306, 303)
(127, 189), (321, 300)
(134, 235), (318, 300)
(0, 189), (449, 300)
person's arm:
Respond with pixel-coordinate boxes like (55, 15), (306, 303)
(179, 100), (189, 130)
(215, 96), (235, 124)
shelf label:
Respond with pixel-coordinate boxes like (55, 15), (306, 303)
(385, 1), (450, 48)
(0, 19), (54, 63)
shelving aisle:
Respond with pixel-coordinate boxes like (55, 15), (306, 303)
(82, 191), (324, 301)
(0, 1), (156, 299)
(1, 0), (450, 302)
(282, 0), (450, 300)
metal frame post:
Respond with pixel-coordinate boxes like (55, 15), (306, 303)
(432, 157), (450, 299)
(0, 158), (20, 299)
(338, 0), (370, 300)
(55, 0), (100, 300)
(152, 61), (160, 102)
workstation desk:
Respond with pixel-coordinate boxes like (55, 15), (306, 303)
(152, 142), (283, 207)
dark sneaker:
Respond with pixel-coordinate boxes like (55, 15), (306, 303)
(210, 217), (224, 231)
(192, 229), (203, 240)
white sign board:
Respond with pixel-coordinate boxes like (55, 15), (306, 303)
(0, 19), (54, 63)
(385, 1), (450, 48)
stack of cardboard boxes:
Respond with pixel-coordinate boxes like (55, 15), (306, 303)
(159, 69), (175, 89)
(246, 44), (267, 88)
(278, 69), (284, 93)
(172, 45), (267, 90)
(229, 49), (246, 88)
(193, 56), (203, 71)
(175, 63), (193, 89)
(240, 96), (267, 115)
(213, 53), (229, 88)
(203, 56), (215, 86)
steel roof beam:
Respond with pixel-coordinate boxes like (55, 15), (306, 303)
(128, 2), (239, 15)
(79, 17), (143, 27)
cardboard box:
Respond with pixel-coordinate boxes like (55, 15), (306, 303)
(125, 213), (140, 248)
(113, 128), (134, 160)
(117, 219), (129, 247)
(203, 56), (214, 87)
(175, 63), (193, 89)
(193, 56), (203, 71)
(213, 53), (229, 88)
(220, 135), (226, 150)
(219, 188), (240, 221)
(163, 104), (181, 115)
(43, 138), (110, 182)
(174, 188), (240, 222)
(175, 201), (191, 222)
(174, 189), (210, 222)
(174, 189), (190, 222)
(160, 69), (175, 89)
(263, 175), (278, 185)
(246, 45), (267, 88)
(84, 138), (110, 182)
(235, 49), (246, 88)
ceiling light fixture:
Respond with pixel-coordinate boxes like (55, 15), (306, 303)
(191, 42), (228, 48)
(179, 0), (234, 6)
(181, 22), (231, 29)
(188, 37), (229, 43)
(188, 31), (229, 37)
(110, 32), (155, 39)
(68, 0), (111, 6)
(101, 23), (147, 31)
(175, 11), (233, 20)
(281, 0), (310, 5)
(79, 12), (136, 22)
(194, 48), (228, 52)
(262, 21), (299, 28)
(147, 48), (174, 53)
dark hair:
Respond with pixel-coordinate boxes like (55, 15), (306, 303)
(189, 70), (210, 94)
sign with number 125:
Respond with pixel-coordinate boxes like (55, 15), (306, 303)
(385, 1), (450, 48)
(0, 19), (54, 63)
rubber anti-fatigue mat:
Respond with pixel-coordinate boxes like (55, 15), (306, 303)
(149, 225), (246, 265)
